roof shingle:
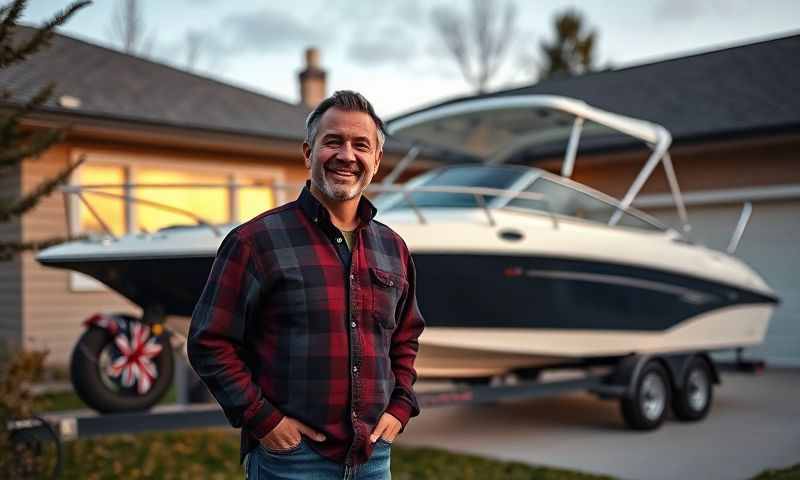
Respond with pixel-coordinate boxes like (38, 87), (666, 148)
(0, 26), (310, 140)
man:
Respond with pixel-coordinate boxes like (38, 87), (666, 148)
(188, 90), (425, 480)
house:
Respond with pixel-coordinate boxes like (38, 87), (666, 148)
(0, 28), (425, 366)
(392, 33), (800, 366)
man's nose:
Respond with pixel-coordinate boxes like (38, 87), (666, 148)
(337, 142), (356, 162)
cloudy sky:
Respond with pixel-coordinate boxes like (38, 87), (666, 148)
(22, 0), (800, 117)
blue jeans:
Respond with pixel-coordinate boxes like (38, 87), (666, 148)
(244, 438), (392, 480)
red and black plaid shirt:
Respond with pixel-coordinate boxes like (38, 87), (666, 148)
(188, 184), (424, 466)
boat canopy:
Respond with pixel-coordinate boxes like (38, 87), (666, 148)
(387, 95), (670, 165)
(385, 95), (690, 234)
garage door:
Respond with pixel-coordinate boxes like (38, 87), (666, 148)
(647, 200), (800, 367)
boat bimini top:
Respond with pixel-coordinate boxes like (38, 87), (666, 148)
(383, 95), (691, 234)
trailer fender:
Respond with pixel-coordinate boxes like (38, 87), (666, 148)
(610, 355), (674, 399)
(611, 353), (720, 399)
(669, 353), (721, 389)
(83, 312), (170, 338)
(82, 312), (126, 335)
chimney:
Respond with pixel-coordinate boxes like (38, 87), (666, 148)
(298, 47), (326, 109)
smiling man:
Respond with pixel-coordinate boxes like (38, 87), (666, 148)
(188, 91), (425, 480)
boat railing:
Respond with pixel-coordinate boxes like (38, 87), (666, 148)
(60, 181), (560, 241)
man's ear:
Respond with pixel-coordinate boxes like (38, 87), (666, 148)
(374, 148), (383, 175)
(302, 142), (312, 169)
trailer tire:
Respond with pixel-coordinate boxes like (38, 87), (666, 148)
(620, 361), (670, 430)
(672, 357), (713, 422)
(71, 324), (174, 413)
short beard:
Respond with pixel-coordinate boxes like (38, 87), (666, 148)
(312, 167), (369, 202)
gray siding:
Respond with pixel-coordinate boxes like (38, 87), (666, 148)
(0, 162), (22, 350)
(648, 200), (800, 366)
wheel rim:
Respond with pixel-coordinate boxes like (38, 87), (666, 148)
(97, 322), (163, 396)
(686, 368), (709, 412)
(640, 372), (667, 421)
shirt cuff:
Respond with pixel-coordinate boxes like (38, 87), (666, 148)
(384, 399), (414, 429)
(245, 399), (284, 440)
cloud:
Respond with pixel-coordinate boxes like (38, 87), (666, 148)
(347, 25), (417, 66)
(654, 0), (749, 21)
(221, 8), (325, 53)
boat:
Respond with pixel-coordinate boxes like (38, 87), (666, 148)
(371, 95), (779, 378)
(36, 95), (779, 411)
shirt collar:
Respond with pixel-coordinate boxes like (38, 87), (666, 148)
(297, 180), (378, 228)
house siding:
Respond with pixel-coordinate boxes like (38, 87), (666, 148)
(0, 162), (22, 351)
(556, 134), (800, 200)
(21, 141), (308, 366)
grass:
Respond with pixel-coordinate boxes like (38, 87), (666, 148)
(59, 429), (613, 480)
(32, 385), (177, 412)
(32, 388), (800, 479)
(752, 464), (800, 480)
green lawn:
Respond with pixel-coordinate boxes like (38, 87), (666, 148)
(32, 385), (177, 412)
(31, 389), (800, 479)
(60, 429), (613, 480)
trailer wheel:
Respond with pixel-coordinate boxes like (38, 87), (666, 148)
(672, 357), (713, 422)
(70, 321), (174, 413)
(620, 361), (670, 430)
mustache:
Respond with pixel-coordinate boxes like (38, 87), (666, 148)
(326, 161), (362, 174)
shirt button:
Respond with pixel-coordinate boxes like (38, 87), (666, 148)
(353, 366), (358, 373)
(352, 411), (358, 418)
(336, 237), (343, 243)
(350, 273), (355, 281)
(313, 217), (318, 223)
(351, 321), (356, 328)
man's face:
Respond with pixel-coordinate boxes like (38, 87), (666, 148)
(303, 107), (383, 203)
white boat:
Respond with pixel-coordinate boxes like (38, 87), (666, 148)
(377, 95), (778, 378)
(36, 95), (778, 413)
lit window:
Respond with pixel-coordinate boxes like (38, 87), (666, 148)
(237, 177), (275, 222)
(77, 164), (126, 236)
(135, 168), (229, 232)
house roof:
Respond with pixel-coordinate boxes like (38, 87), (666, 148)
(0, 26), (310, 141)
(391, 32), (800, 149)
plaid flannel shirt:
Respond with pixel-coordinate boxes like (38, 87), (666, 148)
(188, 183), (424, 466)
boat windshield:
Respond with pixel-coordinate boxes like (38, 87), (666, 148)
(506, 176), (666, 231)
(377, 165), (527, 211)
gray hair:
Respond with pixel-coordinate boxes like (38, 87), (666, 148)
(304, 90), (386, 152)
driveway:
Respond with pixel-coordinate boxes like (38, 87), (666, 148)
(397, 369), (800, 480)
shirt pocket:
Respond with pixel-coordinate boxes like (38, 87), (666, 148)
(369, 267), (405, 331)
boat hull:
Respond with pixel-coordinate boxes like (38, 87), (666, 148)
(39, 249), (778, 379)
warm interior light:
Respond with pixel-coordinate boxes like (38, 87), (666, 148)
(135, 168), (229, 231)
(237, 178), (275, 222)
(78, 164), (126, 236)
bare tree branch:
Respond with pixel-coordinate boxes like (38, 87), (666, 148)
(432, 0), (516, 93)
(185, 30), (203, 70)
(111, 0), (143, 54)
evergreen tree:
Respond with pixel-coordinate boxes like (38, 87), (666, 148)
(539, 8), (597, 79)
(0, 0), (91, 261)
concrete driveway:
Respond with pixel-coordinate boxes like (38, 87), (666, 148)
(397, 369), (800, 480)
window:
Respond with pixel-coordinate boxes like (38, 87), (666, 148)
(77, 164), (126, 236)
(382, 165), (526, 210)
(135, 168), (229, 232)
(236, 176), (276, 222)
(507, 177), (663, 231)
(69, 157), (283, 291)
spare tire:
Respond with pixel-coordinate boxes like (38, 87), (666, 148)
(70, 318), (174, 413)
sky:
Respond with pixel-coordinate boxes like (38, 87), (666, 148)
(21, 0), (800, 118)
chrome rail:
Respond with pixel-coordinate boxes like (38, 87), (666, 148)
(61, 182), (561, 240)
(727, 202), (752, 254)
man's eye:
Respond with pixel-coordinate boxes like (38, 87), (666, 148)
(356, 143), (370, 151)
